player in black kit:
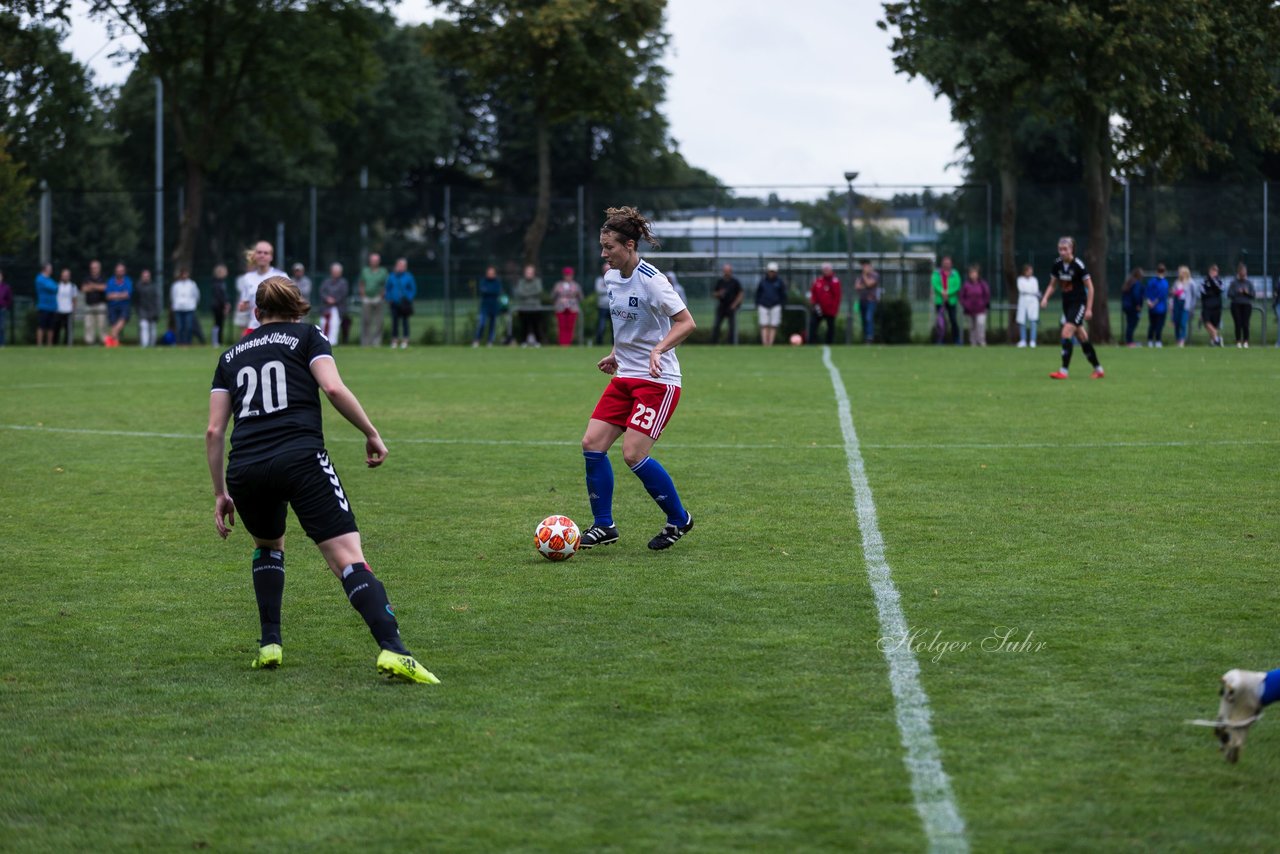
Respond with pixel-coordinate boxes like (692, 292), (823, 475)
(206, 276), (438, 683)
(1040, 236), (1104, 380)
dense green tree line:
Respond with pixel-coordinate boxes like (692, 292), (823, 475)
(0, 0), (714, 275)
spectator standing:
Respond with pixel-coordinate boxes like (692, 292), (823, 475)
(1120, 267), (1145, 347)
(80, 259), (108, 345)
(136, 269), (160, 348)
(385, 257), (417, 349)
(755, 261), (787, 346)
(0, 269), (11, 347)
(171, 267), (201, 345)
(319, 263), (350, 346)
(1171, 265), (1194, 347)
(710, 263), (744, 344)
(35, 263), (59, 346)
(104, 262), (133, 347)
(209, 264), (231, 347)
(291, 263), (313, 319)
(1228, 263), (1256, 348)
(1145, 263), (1169, 347)
(552, 267), (584, 347)
(854, 259), (880, 344)
(473, 265), (503, 347)
(1016, 264), (1041, 348)
(931, 256), (961, 344)
(808, 263), (842, 345)
(237, 241), (286, 336)
(358, 252), (388, 347)
(55, 267), (77, 345)
(959, 264), (991, 346)
(667, 270), (688, 306)
(1200, 264), (1225, 347)
(593, 261), (612, 345)
(513, 264), (545, 347)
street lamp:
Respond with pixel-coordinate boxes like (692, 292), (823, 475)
(844, 172), (859, 344)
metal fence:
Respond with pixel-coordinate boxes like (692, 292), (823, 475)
(3, 181), (1279, 345)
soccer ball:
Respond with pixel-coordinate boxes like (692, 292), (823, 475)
(534, 515), (580, 561)
(790, 333), (803, 346)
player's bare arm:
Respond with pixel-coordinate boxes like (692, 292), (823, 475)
(1084, 279), (1094, 320)
(206, 390), (235, 538)
(311, 357), (387, 467)
(1041, 278), (1058, 308)
(649, 309), (695, 378)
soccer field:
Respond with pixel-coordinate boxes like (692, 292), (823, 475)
(1, 344), (1278, 851)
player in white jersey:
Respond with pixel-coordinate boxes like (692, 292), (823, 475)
(236, 240), (287, 335)
(579, 207), (697, 551)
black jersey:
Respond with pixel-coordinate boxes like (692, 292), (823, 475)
(211, 322), (332, 466)
(1051, 257), (1091, 301)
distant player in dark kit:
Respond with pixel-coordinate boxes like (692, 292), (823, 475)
(1041, 236), (1104, 380)
(206, 276), (438, 683)
(580, 206), (697, 551)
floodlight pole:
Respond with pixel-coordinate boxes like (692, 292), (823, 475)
(844, 172), (859, 345)
(155, 76), (164, 290)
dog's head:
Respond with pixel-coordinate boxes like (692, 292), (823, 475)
(1216, 669), (1265, 763)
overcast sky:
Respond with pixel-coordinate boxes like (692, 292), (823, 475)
(64, 0), (965, 197)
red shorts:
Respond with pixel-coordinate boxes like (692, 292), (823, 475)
(591, 377), (682, 439)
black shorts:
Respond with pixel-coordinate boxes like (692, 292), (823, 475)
(227, 449), (358, 544)
(1202, 305), (1222, 327)
(1062, 303), (1087, 326)
(37, 310), (60, 330)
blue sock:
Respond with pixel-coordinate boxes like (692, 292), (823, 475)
(1263, 669), (1280, 706)
(630, 456), (688, 526)
(583, 451), (614, 528)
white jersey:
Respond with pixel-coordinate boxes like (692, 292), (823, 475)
(606, 259), (687, 387)
(238, 266), (286, 330)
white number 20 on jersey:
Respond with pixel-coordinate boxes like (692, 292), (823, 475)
(236, 360), (289, 417)
(629, 403), (656, 430)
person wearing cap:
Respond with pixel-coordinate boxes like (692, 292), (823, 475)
(552, 266), (584, 347)
(755, 262), (787, 346)
(290, 262), (313, 317)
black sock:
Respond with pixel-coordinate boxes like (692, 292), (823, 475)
(252, 547), (285, 646)
(1081, 341), (1100, 368)
(340, 563), (409, 654)
(1061, 338), (1074, 369)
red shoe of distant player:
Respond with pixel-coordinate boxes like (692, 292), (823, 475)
(103, 335), (118, 348)
(1049, 370), (1069, 380)
(1091, 368), (1105, 379)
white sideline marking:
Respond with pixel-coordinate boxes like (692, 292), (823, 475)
(822, 346), (968, 853)
(1, 422), (1275, 454)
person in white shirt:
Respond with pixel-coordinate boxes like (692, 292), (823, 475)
(236, 241), (286, 336)
(1016, 263), (1041, 348)
(171, 267), (201, 345)
(55, 267), (77, 346)
(579, 206), (697, 552)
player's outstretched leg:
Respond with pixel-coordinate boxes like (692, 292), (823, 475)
(629, 456), (694, 550)
(580, 450), (619, 549)
(340, 562), (439, 684)
(1081, 340), (1104, 378)
(1050, 338), (1073, 379)
(251, 546), (285, 669)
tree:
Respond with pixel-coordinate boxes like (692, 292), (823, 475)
(882, 0), (1280, 342)
(432, 0), (671, 265)
(0, 133), (32, 253)
(87, 0), (383, 272)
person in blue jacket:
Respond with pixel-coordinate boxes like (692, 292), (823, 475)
(35, 262), (59, 346)
(472, 265), (503, 347)
(1145, 263), (1170, 347)
(385, 257), (417, 350)
(1120, 267), (1145, 346)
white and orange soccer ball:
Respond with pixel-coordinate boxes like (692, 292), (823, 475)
(534, 515), (580, 561)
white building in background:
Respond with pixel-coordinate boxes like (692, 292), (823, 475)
(647, 207), (813, 254)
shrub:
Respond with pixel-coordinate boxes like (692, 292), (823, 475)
(878, 297), (912, 344)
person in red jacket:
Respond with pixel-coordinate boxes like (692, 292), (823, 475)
(808, 263), (842, 344)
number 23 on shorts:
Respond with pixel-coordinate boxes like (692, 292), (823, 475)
(629, 403), (657, 430)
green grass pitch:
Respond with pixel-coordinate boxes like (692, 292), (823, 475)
(1, 342), (1278, 851)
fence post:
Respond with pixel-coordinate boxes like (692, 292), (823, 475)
(577, 184), (585, 345)
(443, 185), (452, 345)
(1263, 181), (1269, 346)
(309, 185), (318, 276)
(39, 180), (51, 266)
(154, 77), (164, 290)
(276, 221), (285, 272)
